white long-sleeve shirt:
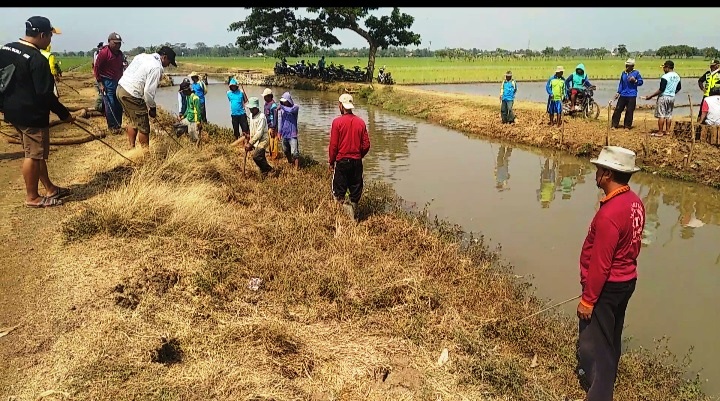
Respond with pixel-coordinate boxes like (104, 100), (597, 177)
(118, 52), (164, 108)
(249, 112), (269, 150)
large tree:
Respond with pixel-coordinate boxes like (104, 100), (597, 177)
(228, 7), (421, 82)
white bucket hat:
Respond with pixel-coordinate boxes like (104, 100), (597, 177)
(339, 93), (354, 109)
(262, 88), (273, 97)
(590, 146), (641, 173)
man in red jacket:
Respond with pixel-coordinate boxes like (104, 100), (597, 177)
(94, 32), (125, 132)
(328, 93), (370, 219)
(576, 146), (645, 401)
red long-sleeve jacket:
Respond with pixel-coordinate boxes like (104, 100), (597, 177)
(579, 186), (645, 306)
(328, 113), (370, 164)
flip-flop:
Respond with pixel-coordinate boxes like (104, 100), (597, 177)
(47, 187), (72, 200)
(25, 196), (63, 208)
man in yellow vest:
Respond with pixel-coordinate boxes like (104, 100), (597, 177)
(40, 44), (60, 97)
(697, 59), (720, 120)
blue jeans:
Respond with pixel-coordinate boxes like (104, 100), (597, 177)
(282, 137), (299, 162)
(101, 78), (123, 129)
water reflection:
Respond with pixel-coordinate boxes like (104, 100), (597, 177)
(537, 157), (556, 208)
(494, 145), (512, 191)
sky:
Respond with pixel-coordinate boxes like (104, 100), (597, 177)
(2, 7), (720, 53)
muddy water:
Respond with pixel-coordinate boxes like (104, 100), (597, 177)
(155, 84), (720, 395)
(409, 79), (701, 108)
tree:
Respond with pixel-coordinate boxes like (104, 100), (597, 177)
(617, 44), (628, 58)
(228, 7), (421, 82)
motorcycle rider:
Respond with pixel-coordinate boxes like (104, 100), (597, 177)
(378, 65), (387, 84)
(565, 63), (593, 113)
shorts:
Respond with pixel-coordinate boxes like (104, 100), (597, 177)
(178, 118), (200, 142)
(117, 85), (150, 134)
(14, 125), (50, 160)
(282, 137), (299, 159)
(547, 98), (563, 115)
(655, 96), (675, 118)
(571, 88), (582, 96)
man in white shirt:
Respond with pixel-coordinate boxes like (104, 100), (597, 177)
(698, 87), (720, 127)
(117, 45), (177, 148)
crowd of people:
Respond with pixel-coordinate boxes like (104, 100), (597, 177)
(498, 57), (720, 139)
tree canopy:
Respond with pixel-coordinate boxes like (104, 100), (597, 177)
(228, 7), (421, 80)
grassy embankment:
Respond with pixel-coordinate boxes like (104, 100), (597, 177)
(59, 55), (713, 84)
(0, 93), (711, 399)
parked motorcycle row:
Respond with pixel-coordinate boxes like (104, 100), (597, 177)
(273, 59), (395, 85)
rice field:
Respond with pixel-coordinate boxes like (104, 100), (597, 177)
(58, 55), (715, 84)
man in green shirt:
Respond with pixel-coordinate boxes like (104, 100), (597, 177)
(176, 81), (202, 144)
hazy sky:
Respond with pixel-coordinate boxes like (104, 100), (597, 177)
(2, 7), (719, 53)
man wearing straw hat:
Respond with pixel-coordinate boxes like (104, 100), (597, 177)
(611, 58), (644, 130)
(499, 70), (517, 124)
(576, 146), (645, 401)
(546, 66), (566, 127)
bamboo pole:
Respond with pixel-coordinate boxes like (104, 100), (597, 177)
(606, 100), (612, 146)
(687, 93), (696, 168)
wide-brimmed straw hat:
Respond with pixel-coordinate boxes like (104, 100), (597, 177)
(625, 58), (636, 65)
(590, 146), (641, 173)
(262, 88), (273, 97)
(188, 71), (199, 77)
(555, 66), (564, 73)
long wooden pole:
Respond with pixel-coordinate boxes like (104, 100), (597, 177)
(687, 93), (696, 168)
(606, 100), (612, 146)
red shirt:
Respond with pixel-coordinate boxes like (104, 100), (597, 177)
(328, 113), (370, 164)
(579, 186), (645, 306)
(93, 46), (124, 82)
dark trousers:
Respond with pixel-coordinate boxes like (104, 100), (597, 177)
(577, 279), (636, 401)
(611, 96), (637, 128)
(101, 78), (123, 130)
(501, 100), (515, 123)
(332, 158), (364, 204)
(231, 114), (250, 139)
(252, 147), (273, 174)
(200, 102), (207, 123)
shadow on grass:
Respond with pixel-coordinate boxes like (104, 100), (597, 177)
(66, 164), (135, 203)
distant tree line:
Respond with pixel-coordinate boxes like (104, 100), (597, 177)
(58, 42), (720, 60)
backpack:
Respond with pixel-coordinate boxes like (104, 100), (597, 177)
(0, 64), (16, 111)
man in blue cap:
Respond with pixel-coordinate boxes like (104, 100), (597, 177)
(0, 16), (75, 208)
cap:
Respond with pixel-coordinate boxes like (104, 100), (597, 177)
(711, 59), (720, 65)
(662, 60), (674, 69)
(262, 88), (273, 97)
(26, 16), (61, 34)
(108, 32), (122, 42)
(247, 97), (260, 109)
(505, 70), (512, 76)
(157, 46), (177, 67)
(555, 66), (564, 73)
(179, 81), (191, 91)
(339, 93), (354, 109)
(181, 78), (190, 84)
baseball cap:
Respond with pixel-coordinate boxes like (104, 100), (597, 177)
(25, 16), (61, 34)
(662, 60), (674, 68)
(108, 32), (122, 42)
(339, 93), (354, 109)
(247, 97), (260, 109)
(157, 46), (177, 67)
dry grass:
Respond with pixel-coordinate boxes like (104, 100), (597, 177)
(0, 118), (711, 401)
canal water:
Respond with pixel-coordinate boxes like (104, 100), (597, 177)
(155, 83), (720, 395)
(409, 79), (701, 108)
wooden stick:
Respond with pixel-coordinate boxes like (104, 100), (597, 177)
(517, 295), (581, 323)
(71, 122), (136, 165)
(606, 100), (612, 146)
(687, 93), (696, 168)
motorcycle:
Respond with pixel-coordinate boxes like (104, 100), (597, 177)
(377, 66), (395, 85)
(563, 85), (600, 119)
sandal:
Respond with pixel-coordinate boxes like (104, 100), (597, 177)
(47, 187), (72, 200)
(25, 196), (63, 208)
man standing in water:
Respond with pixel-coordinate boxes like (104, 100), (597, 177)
(611, 59), (643, 130)
(576, 146), (645, 401)
(329, 94), (371, 219)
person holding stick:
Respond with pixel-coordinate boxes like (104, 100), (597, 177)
(642, 60), (681, 137)
(94, 32), (125, 133)
(0, 16), (75, 208)
(226, 78), (248, 140)
(240, 97), (274, 178)
(576, 146), (645, 401)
